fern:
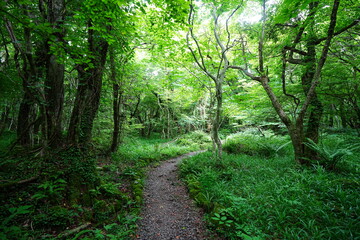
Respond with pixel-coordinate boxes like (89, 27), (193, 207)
(304, 138), (359, 170)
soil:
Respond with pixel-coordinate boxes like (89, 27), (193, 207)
(136, 151), (214, 240)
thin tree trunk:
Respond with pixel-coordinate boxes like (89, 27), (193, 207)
(212, 81), (223, 159)
(110, 47), (123, 152)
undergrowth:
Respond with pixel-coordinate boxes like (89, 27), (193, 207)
(180, 132), (360, 239)
(0, 131), (210, 239)
(222, 129), (292, 158)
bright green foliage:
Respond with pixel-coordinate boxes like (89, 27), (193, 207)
(180, 133), (360, 239)
(304, 136), (360, 170)
(1, 0), (360, 238)
(223, 129), (291, 157)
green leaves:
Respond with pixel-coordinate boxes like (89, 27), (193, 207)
(304, 138), (360, 170)
(273, 0), (318, 24)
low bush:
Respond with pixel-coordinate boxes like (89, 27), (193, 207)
(176, 130), (212, 149)
(223, 131), (291, 158)
(305, 138), (359, 170)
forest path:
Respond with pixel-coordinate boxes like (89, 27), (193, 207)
(136, 151), (212, 240)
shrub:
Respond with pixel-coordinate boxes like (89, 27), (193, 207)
(223, 132), (291, 157)
(33, 206), (74, 231)
(304, 138), (359, 170)
(176, 130), (211, 148)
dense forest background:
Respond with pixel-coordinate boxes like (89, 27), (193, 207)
(1, 0), (359, 239)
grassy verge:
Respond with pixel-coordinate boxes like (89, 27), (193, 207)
(0, 131), (211, 239)
(180, 132), (360, 239)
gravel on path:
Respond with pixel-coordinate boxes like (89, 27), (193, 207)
(136, 151), (212, 240)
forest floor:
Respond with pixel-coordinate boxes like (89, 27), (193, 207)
(136, 151), (215, 240)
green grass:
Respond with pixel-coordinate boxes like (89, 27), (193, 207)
(222, 129), (292, 158)
(180, 133), (360, 239)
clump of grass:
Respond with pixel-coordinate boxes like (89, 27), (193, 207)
(223, 130), (291, 158)
(180, 135), (360, 239)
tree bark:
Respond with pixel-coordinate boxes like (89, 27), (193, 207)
(44, 0), (65, 147)
(110, 47), (124, 152)
(301, 36), (323, 158)
(67, 23), (109, 146)
(4, 6), (38, 146)
(212, 81), (223, 159)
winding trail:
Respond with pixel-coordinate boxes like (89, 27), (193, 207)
(136, 151), (211, 240)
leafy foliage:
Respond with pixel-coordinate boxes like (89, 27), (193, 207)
(180, 133), (360, 239)
(223, 129), (291, 157)
(1, 0), (359, 238)
(304, 138), (360, 170)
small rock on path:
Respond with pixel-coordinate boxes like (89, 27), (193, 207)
(136, 151), (211, 240)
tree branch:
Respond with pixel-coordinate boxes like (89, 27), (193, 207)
(313, 17), (360, 45)
(281, 49), (300, 107)
(297, 0), (340, 124)
(187, 4), (216, 81)
(228, 65), (261, 81)
(284, 46), (307, 56)
(258, 0), (266, 73)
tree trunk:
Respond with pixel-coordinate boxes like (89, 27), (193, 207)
(301, 33), (323, 159)
(110, 47), (123, 152)
(212, 81), (223, 159)
(44, 0), (65, 147)
(67, 24), (109, 146)
(339, 101), (347, 128)
(5, 6), (38, 146)
(17, 88), (35, 146)
(0, 106), (10, 136)
(288, 126), (303, 164)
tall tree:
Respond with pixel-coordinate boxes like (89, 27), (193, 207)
(187, 2), (243, 158)
(43, 0), (66, 147)
(67, 0), (113, 146)
(3, 0), (66, 147)
(232, 0), (359, 163)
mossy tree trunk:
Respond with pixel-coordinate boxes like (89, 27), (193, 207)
(67, 22), (109, 146)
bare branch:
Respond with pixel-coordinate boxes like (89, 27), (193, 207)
(258, 0), (266, 73)
(225, 4), (242, 50)
(287, 57), (306, 65)
(260, 77), (292, 127)
(209, 6), (227, 79)
(275, 23), (299, 28)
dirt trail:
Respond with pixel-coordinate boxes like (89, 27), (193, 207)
(136, 151), (211, 240)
